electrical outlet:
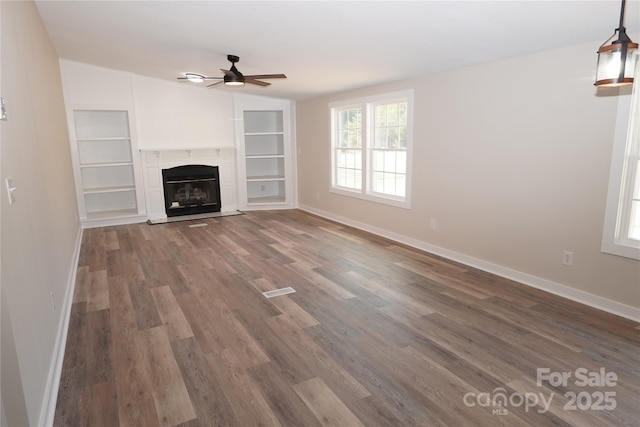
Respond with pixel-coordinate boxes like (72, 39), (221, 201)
(562, 250), (574, 266)
(429, 219), (437, 230)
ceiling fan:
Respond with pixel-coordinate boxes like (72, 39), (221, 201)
(178, 55), (287, 88)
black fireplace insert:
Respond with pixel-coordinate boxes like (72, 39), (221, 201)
(162, 165), (221, 217)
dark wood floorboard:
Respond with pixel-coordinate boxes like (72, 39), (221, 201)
(54, 209), (640, 426)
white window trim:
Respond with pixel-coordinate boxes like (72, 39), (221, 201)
(329, 90), (413, 209)
(602, 74), (640, 260)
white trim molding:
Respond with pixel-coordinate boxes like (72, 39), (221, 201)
(601, 63), (640, 260)
(41, 226), (83, 427)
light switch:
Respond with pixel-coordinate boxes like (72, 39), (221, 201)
(0, 97), (6, 121)
(5, 178), (16, 205)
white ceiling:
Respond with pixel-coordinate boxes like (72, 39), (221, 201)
(35, 0), (640, 100)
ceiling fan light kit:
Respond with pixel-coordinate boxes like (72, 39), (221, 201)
(223, 78), (244, 86)
(178, 54), (286, 88)
(595, 0), (638, 87)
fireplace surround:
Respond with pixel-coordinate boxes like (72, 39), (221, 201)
(162, 164), (221, 217)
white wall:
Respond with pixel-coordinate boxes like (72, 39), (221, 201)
(132, 75), (234, 148)
(60, 59), (235, 150)
(1, 1), (81, 425)
(297, 40), (640, 318)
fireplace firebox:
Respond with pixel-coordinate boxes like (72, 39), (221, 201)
(162, 165), (221, 217)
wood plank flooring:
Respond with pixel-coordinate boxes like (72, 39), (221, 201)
(54, 209), (640, 426)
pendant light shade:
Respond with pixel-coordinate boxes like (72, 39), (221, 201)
(595, 0), (638, 87)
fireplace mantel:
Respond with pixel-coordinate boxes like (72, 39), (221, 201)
(140, 147), (237, 220)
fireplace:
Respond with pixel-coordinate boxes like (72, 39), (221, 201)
(162, 165), (221, 217)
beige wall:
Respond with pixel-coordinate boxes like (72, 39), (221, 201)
(297, 40), (639, 313)
(1, 1), (80, 425)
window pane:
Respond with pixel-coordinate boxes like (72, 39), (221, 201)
(384, 151), (396, 173)
(396, 174), (406, 197)
(371, 149), (405, 197)
(336, 166), (346, 187)
(337, 107), (362, 149)
(339, 110), (348, 125)
(396, 151), (406, 174)
(386, 172), (396, 194)
(336, 149), (345, 168)
(371, 101), (408, 197)
(372, 150), (383, 171)
(399, 103), (407, 125)
(335, 148), (362, 190)
(375, 102), (407, 148)
(372, 171), (383, 193)
(339, 130), (348, 147)
(629, 201), (640, 240)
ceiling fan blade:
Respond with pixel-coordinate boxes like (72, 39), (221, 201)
(245, 78), (271, 87)
(244, 74), (287, 80)
(177, 76), (221, 81)
(221, 69), (235, 77)
(207, 81), (224, 88)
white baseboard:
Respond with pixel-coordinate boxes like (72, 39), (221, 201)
(40, 226), (83, 427)
(299, 204), (640, 322)
(82, 213), (148, 229)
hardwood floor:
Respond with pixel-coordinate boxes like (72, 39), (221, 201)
(54, 209), (640, 426)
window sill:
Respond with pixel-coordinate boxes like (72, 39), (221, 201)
(601, 240), (640, 261)
(330, 187), (411, 209)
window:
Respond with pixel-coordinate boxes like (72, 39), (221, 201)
(331, 91), (413, 208)
(334, 106), (363, 191)
(602, 73), (640, 260)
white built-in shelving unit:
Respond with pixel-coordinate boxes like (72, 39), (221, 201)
(70, 109), (146, 227)
(244, 110), (286, 204)
(236, 97), (296, 210)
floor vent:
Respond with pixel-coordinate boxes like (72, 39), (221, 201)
(262, 287), (296, 298)
(188, 223), (208, 228)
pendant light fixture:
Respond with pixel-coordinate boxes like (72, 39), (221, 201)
(595, 0), (638, 87)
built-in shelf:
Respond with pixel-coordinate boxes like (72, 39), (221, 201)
(70, 109), (144, 225)
(84, 208), (140, 220)
(246, 175), (285, 181)
(79, 162), (133, 168)
(246, 154), (284, 159)
(235, 98), (295, 210)
(82, 186), (137, 194)
(242, 110), (288, 206)
(247, 194), (287, 204)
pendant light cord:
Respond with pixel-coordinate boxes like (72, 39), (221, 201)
(615, 0), (632, 44)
